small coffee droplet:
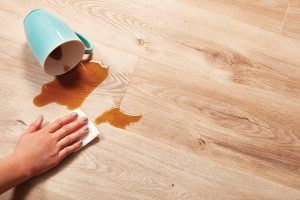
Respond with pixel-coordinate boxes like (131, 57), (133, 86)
(64, 65), (71, 72)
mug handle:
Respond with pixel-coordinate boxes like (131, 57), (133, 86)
(75, 32), (93, 54)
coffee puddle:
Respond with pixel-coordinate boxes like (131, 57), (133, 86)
(95, 107), (142, 129)
(34, 61), (108, 109)
(34, 60), (142, 129)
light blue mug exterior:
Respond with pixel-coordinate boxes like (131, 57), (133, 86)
(23, 9), (93, 75)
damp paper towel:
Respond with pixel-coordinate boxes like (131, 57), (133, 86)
(73, 108), (100, 147)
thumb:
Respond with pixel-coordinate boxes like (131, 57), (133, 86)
(26, 115), (44, 133)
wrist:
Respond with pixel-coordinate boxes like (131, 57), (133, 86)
(7, 154), (32, 180)
(0, 154), (32, 194)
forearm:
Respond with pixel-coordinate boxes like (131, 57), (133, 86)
(0, 154), (30, 194)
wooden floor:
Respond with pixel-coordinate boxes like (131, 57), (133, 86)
(1, 0), (300, 199)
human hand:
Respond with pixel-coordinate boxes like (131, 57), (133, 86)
(11, 112), (88, 178)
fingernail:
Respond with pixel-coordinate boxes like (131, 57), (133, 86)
(83, 126), (89, 131)
(35, 115), (43, 122)
(75, 141), (83, 152)
(81, 116), (88, 122)
(71, 112), (78, 117)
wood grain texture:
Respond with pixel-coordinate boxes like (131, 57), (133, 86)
(0, 0), (300, 199)
(2, 124), (300, 200)
(121, 58), (300, 188)
(178, 0), (289, 33)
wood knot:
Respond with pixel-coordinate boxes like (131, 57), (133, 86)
(197, 138), (206, 150)
(137, 38), (145, 46)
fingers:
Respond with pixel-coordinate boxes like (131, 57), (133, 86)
(56, 122), (88, 162)
(47, 112), (78, 133)
(57, 125), (89, 149)
(54, 117), (88, 141)
(58, 141), (83, 161)
(26, 115), (44, 133)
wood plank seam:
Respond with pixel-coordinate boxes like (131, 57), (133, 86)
(280, 3), (290, 34)
(118, 57), (141, 107)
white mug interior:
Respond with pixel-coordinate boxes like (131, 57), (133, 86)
(43, 40), (85, 76)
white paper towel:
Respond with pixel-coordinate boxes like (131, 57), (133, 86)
(72, 108), (101, 147)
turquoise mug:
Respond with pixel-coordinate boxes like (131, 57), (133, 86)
(24, 9), (93, 76)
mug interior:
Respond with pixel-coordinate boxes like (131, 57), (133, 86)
(44, 40), (85, 76)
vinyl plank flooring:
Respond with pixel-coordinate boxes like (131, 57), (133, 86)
(2, 124), (300, 199)
(0, 0), (299, 199)
(121, 58), (300, 189)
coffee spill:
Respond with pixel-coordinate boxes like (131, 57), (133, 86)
(49, 46), (63, 60)
(33, 61), (108, 110)
(95, 107), (142, 129)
